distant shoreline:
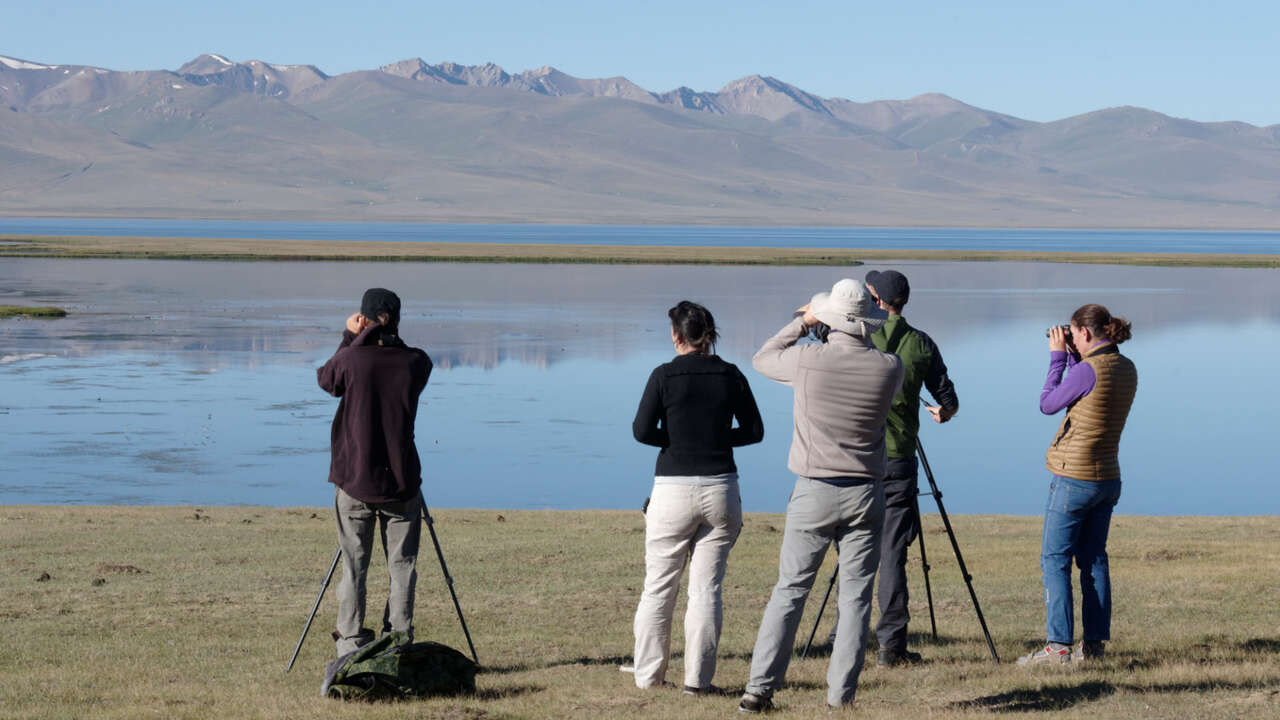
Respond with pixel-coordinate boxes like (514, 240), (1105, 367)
(3, 234), (1279, 267)
(6, 215), (1280, 232)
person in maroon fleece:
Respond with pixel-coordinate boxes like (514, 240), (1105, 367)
(317, 288), (432, 657)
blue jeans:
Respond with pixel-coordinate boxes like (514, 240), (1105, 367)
(1040, 475), (1121, 644)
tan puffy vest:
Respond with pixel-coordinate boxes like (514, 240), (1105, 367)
(1044, 345), (1137, 481)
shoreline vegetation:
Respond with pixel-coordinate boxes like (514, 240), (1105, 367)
(3, 234), (1280, 267)
(3, 507), (1277, 719)
(0, 305), (68, 318)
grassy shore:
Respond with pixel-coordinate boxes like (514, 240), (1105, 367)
(1, 508), (1276, 719)
(0, 305), (67, 318)
(4, 235), (1280, 267)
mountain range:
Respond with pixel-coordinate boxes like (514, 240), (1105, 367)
(2, 52), (1278, 228)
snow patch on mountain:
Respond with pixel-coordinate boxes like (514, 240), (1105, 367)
(0, 55), (53, 70)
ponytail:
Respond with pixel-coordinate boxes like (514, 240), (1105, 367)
(668, 300), (718, 353)
(1104, 317), (1132, 344)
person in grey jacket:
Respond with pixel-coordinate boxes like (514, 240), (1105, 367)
(738, 278), (904, 713)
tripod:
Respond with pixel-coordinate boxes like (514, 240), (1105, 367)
(800, 439), (999, 663)
(286, 502), (478, 672)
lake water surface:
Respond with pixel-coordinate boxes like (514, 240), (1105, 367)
(4, 218), (1280, 254)
(2, 258), (1277, 515)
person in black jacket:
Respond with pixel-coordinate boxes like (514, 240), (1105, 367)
(317, 288), (432, 657)
(629, 300), (764, 694)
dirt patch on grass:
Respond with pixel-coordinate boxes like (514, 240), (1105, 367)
(1142, 548), (1209, 562)
(96, 564), (147, 574)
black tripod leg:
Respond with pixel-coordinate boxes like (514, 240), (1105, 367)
(800, 564), (838, 659)
(286, 547), (341, 673)
(423, 504), (479, 665)
(912, 493), (939, 640)
(916, 439), (1000, 663)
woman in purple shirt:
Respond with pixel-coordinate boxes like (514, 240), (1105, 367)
(1018, 304), (1137, 666)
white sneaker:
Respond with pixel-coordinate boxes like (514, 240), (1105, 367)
(1015, 644), (1072, 666)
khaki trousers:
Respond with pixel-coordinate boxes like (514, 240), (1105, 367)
(633, 481), (742, 689)
(333, 487), (423, 656)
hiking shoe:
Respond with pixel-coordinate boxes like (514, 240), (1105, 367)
(1073, 641), (1105, 661)
(636, 680), (677, 690)
(877, 648), (923, 668)
(684, 684), (727, 696)
(1016, 643), (1072, 666)
(738, 691), (774, 713)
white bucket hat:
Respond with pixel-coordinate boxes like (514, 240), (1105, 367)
(809, 278), (888, 336)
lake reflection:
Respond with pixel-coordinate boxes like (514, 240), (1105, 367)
(2, 259), (1277, 515)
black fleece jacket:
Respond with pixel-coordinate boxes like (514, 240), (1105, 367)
(317, 326), (432, 503)
(632, 352), (764, 476)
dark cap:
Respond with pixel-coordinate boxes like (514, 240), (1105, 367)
(361, 288), (401, 325)
(864, 270), (910, 308)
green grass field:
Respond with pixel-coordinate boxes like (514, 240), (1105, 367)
(4, 234), (1280, 267)
(1, 507), (1276, 719)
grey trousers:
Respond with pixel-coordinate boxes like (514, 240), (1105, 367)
(745, 476), (884, 708)
(825, 461), (919, 650)
(334, 487), (423, 656)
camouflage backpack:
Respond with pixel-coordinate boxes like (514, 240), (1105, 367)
(321, 631), (477, 700)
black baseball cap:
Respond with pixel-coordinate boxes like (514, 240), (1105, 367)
(360, 288), (401, 325)
(864, 270), (910, 308)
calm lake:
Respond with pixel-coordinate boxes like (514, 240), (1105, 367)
(4, 217), (1280, 254)
(3, 254), (1277, 516)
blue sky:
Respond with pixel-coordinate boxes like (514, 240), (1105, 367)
(4, 0), (1276, 125)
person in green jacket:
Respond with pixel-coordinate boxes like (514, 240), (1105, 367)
(863, 269), (959, 667)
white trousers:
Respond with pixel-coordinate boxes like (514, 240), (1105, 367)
(633, 481), (742, 689)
